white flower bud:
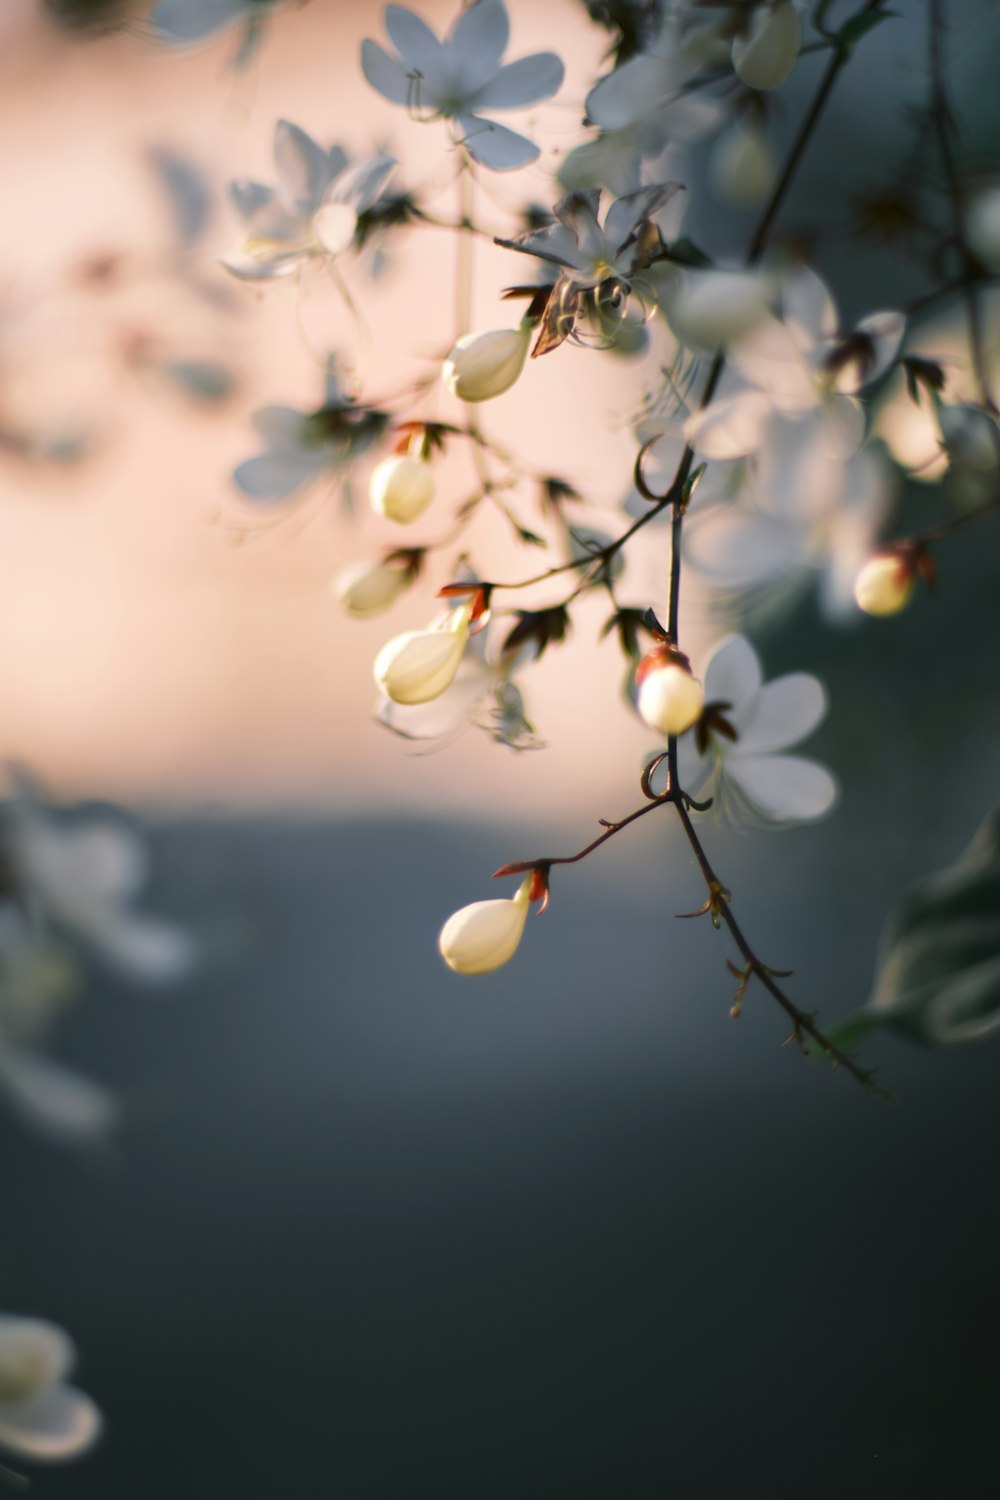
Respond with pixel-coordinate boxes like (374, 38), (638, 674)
(637, 657), (705, 737)
(854, 553), (915, 616)
(374, 601), (473, 705)
(369, 454), (435, 524)
(966, 186), (1000, 272)
(660, 267), (772, 352)
(438, 875), (533, 976)
(333, 558), (413, 617)
(732, 2), (801, 91)
(0, 1319), (71, 1404)
(709, 121), (775, 211)
(443, 323), (531, 403)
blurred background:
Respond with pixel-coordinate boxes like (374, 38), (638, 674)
(2, 1), (1000, 1496)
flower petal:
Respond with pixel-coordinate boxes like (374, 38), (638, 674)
(384, 5), (444, 80)
(728, 316), (818, 410)
(313, 203), (357, 255)
(738, 673), (827, 753)
(0, 1384), (102, 1464)
(685, 390), (772, 459)
(455, 113), (539, 171)
(585, 54), (670, 131)
(273, 120), (330, 217)
(449, 0), (509, 91)
(0, 1052), (119, 1145)
(683, 505), (806, 588)
(360, 37), (412, 104)
(472, 52), (564, 110)
(232, 452), (321, 502)
(0, 1318), (75, 1399)
(728, 753), (838, 821)
(149, 0), (243, 43)
(780, 265), (837, 350)
(331, 153), (396, 213)
(603, 182), (677, 249)
(703, 634), (762, 714)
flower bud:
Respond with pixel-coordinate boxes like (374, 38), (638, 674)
(709, 121), (775, 211)
(966, 186), (1000, 272)
(374, 600), (473, 705)
(853, 552), (915, 616)
(443, 323), (531, 403)
(369, 454), (435, 524)
(636, 649), (705, 736)
(731, 2), (801, 91)
(333, 558), (413, 617)
(438, 875), (533, 976)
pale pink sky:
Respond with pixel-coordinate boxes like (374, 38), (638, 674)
(0, 0), (712, 825)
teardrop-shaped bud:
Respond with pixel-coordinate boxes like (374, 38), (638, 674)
(443, 323), (531, 403)
(854, 551), (916, 616)
(373, 601), (473, 705)
(369, 454), (435, 524)
(636, 648), (705, 736)
(333, 558), (414, 617)
(438, 875), (533, 976)
(732, 2), (801, 91)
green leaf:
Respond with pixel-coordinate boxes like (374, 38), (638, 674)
(837, 10), (899, 53)
(851, 811), (1000, 1046)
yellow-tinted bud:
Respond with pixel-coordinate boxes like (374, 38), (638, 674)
(369, 454), (435, 524)
(637, 659), (705, 736)
(333, 559), (413, 617)
(438, 875), (533, 976)
(373, 601), (473, 705)
(732, 2), (801, 91)
(443, 323), (531, 403)
(854, 553), (915, 616)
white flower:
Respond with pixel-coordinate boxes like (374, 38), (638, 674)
(369, 454), (435, 523)
(500, 185), (679, 290)
(854, 551), (915, 616)
(221, 122), (396, 282)
(333, 556), (417, 617)
(443, 323), (530, 402)
(731, 2), (801, 91)
(374, 597), (476, 705)
(636, 650), (704, 736)
(361, 0), (564, 171)
(0, 1315), (101, 1464)
(438, 873), (533, 974)
(673, 635), (837, 822)
(8, 801), (195, 984)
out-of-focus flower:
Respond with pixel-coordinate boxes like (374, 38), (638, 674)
(658, 266), (773, 352)
(853, 549), (917, 616)
(7, 799), (195, 984)
(149, 0), (289, 68)
(731, 2), (801, 91)
(0, 1315), (101, 1464)
(672, 634), (837, 822)
(368, 454), (435, 523)
(374, 596), (476, 705)
(361, 0), (564, 171)
(334, 554), (421, 617)
(221, 122), (396, 282)
(443, 323), (531, 401)
(709, 119), (775, 210)
(233, 366), (389, 503)
(560, 11), (724, 194)
(438, 873), (533, 974)
(966, 184), (1000, 271)
(636, 646), (704, 736)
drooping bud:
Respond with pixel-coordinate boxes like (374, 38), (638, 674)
(731, 2), (801, 91)
(333, 557), (416, 617)
(438, 874), (534, 976)
(636, 646), (705, 736)
(443, 322), (531, 402)
(709, 120), (775, 211)
(373, 599), (474, 705)
(368, 453), (435, 524)
(853, 550), (916, 616)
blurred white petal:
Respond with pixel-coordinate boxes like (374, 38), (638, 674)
(728, 753), (838, 821)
